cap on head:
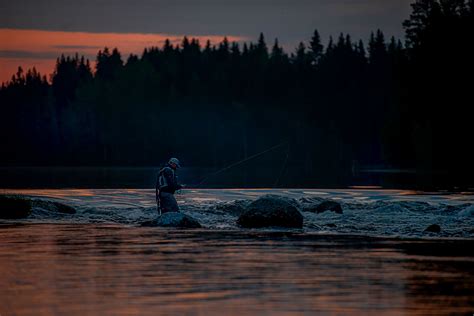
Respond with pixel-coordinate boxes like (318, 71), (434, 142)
(168, 157), (181, 168)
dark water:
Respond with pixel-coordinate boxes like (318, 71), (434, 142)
(1, 189), (474, 314)
(1, 225), (473, 315)
(0, 166), (449, 189)
(0, 166), (182, 189)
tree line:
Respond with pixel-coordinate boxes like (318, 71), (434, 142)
(1, 0), (473, 188)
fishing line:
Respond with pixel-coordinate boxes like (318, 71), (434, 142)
(195, 139), (289, 187)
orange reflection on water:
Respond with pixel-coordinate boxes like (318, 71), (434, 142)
(0, 225), (473, 315)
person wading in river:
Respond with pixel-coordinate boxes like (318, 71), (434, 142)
(156, 157), (183, 214)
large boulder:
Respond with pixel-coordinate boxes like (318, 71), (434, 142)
(214, 199), (251, 216)
(237, 195), (303, 228)
(142, 212), (201, 228)
(0, 195), (32, 219)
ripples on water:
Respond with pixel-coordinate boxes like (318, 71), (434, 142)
(1, 225), (473, 315)
(1, 189), (474, 314)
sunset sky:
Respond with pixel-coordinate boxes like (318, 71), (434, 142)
(0, 0), (412, 84)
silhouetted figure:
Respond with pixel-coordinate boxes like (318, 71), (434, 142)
(156, 158), (182, 214)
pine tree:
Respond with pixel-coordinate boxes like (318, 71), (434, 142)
(231, 42), (240, 56)
(181, 36), (190, 50)
(256, 33), (269, 62)
(270, 38), (284, 61)
(294, 42), (311, 71)
(403, 0), (442, 49)
(78, 56), (93, 83)
(163, 39), (174, 55)
(309, 29), (324, 65)
(96, 47), (123, 81)
(357, 40), (366, 59)
(368, 30), (387, 65)
(326, 36), (334, 55)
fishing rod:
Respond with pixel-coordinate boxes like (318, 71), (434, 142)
(195, 139), (290, 187)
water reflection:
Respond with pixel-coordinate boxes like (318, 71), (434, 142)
(6, 188), (474, 204)
(1, 225), (473, 315)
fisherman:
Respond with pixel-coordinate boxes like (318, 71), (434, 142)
(156, 157), (183, 214)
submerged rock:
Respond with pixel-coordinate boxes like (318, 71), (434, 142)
(237, 195), (303, 228)
(32, 199), (76, 214)
(142, 212), (201, 228)
(298, 197), (324, 212)
(424, 224), (441, 233)
(1, 195), (77, 219)
(0, 195), (32, 219)
(305, 200), (343, 214)
(316, 201), (343, 214)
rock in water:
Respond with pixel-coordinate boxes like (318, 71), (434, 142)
(424, 224), (441, 233)
(32, 199), (76, 214)
(314, 201), (343, 214)
(237, 195), (303, 228)
(145, 212), (201, 228)
(214, 200), (250, 216)
(0, 195), (32, 219)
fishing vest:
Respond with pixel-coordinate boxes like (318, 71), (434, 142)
(158, 167), (174, 191)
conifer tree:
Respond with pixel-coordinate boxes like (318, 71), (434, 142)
(309, 29), (324, 65)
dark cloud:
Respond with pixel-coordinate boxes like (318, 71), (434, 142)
(1, 0), (413, 46)
(0, 50), (94, 60)
(0, 50), (59, 59)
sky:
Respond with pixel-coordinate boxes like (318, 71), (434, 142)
(0, 0), (413, 84)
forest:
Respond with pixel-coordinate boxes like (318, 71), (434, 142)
(1, 0), (473, 188)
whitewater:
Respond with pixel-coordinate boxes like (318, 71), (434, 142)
(2, 188), (473, 239)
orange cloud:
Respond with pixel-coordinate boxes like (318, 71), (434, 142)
(0, 28), (247, 84)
